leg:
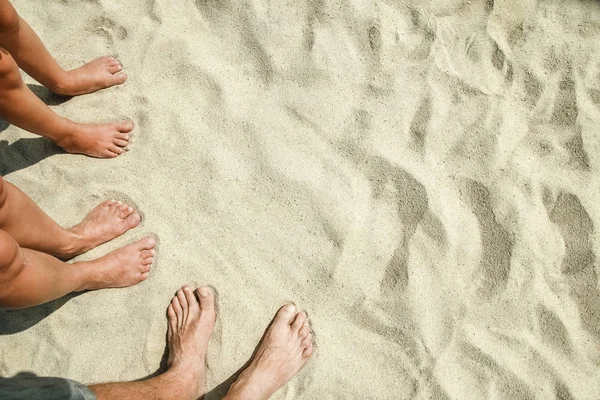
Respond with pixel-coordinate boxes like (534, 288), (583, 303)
(224, 304), (314, 400)
(89, 286), (217, 400)
(0, 176), (142, 258)
(0, 0), (127, 96)
(0, 47), (132, 158)
(0, 229), (156, 308)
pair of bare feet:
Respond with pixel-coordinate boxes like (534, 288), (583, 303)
(69, 202), (314, 399)
(160, 286), (314, 400)
(46, 56), (133, 158)
(66, 199), (157, 291)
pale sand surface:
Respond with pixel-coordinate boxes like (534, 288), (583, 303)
(2, 0), (600, 398)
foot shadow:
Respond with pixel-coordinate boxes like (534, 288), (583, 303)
(0, 84), (68, 175)
(0, 136), (63, 175)
(0, 292), (81, 335)
(27, 84), (71, 107)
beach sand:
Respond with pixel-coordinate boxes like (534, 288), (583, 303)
(2, 0), (600, 398)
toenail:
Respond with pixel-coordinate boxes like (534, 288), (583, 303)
(285, 304), (296, 313)
(198, 287), (210, 297)
(147, 237), (156, 246)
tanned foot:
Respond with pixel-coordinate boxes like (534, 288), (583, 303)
(165, 285), (217, 400)
(51, 56), (127, 96)
(75, 236), (157, 291)
(58, 200), (142, 258)
(56, 120), (133, 158)
(225, 304), (314, 400)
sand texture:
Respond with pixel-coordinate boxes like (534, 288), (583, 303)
(2, 0), (600, 398)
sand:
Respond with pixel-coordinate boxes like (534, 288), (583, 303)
(1, 0), (600, 398)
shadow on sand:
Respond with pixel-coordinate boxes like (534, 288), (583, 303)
(0, 84), (70, 175)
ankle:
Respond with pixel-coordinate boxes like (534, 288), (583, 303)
(52, 228), (83, 259)
(53, 119), (82, 148)
(225, 368), (268, 400)
(159, 369), (202, 400)
(46, 70), (75, 96)
(69, 261), (95, 292)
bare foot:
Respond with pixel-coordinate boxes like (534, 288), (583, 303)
(51, 56), (127, 96)
(225, 304), (314, 400)
(165, 285), (217, 400)
(75, 236), (157, 291)
(58, 200), (142, 258)
(56, 120), (133, 158)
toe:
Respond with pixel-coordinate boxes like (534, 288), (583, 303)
(275, 303), (297, 326)
(183, 286), (200, 314)
(109, 201), (121, 211)
(167, 304), (177, 336)
(109, 72), (127, 86)
(172, 297), (183, 329)
(108, 64), (123, 74)
(177, 289), (189, 324)
(139, 272), (150, 282)
(301, 333), (312, 348)
(299, 322), (310, 338)
(103, 200), (114, 207)
(114, 138), (129, 148)
(118, 120), (134, 133)
(109, 145), (124, 155)
(141, 264), (152, 273)
(302, 343), (313, 358)
(142, 257), (154, 265)
(116, 203), (128, 215)
(142, 236), (157, 249)
(118, 205), (134, 219)
(197, 286), (215, 314)
(291, 312), (307, 333)
(127, 213), (141, 227)
(117, 132), (131, 141)
(142, 249), (156, 258)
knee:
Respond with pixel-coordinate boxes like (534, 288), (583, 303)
(0, 229), (19, 274)
(0, 45), (16, 74)
(0, 2), (20, 34)
(0, 176), (5, 206)
(0, 47), (20, 87)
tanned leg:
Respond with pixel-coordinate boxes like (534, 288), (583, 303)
(90, 286), (217, 400)
(0, 0), (127, 95)
(0, 176), (141, 258)
(223, 304), (314, 400)
(0, 46), (132, 158)
(0, 229), (156, 309)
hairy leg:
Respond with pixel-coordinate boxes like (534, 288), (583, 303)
(0, 45), (132, 157)
(90, 286), (216, 400)
(0, 177), (141, 258)
(0, 0), (126, 95)
(224, 304), (314, 400)
(0, 229), (156, 309)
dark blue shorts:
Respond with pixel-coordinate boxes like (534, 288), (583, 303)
(0, 374), (97, 400)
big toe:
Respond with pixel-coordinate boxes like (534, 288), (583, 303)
(138, 236), (157, 251)
(118, 120), (134, 133)
(275, 303), (297, 326)
(108, 72), (127, 86)
(126, 212), (141, 227)
(197, 286), (215, 315)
